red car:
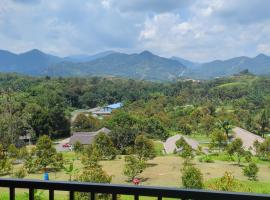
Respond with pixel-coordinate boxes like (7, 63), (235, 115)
(62, 143), (70, 148)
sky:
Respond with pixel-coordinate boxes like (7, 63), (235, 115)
(1, 0), (270, 62)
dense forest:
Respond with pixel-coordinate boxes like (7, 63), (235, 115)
(0, 72), (270, 150)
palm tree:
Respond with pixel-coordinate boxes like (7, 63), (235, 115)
(217, 120), (233, 139)
(258, 109), (269, 138)
(63, 160), (78, 181)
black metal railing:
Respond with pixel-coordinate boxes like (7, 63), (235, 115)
(0, 178), (270, 200)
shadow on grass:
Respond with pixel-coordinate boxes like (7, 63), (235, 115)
(146, 163), (158, 168)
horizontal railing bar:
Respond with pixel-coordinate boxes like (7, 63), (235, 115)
(0, 178), (269, 200)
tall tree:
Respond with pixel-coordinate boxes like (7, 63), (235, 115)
(217, 120), (233, 139)
(35, 135), (58, 170)
(134, 135), (156, 161)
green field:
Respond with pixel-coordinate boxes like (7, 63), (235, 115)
(1, 153), (270, 199)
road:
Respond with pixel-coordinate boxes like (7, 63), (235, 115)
(163, 134), (199, 154)
(54, 137), (71, 152)
(233, 127), (264, 154)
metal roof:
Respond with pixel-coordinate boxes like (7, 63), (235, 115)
(69, 127), (111, 145)
(105, 102), (123, 109)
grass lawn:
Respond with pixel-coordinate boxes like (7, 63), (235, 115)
(153, 141), (165, 156)
(186, 134), (211, 144)
(1, 153), (270, 199)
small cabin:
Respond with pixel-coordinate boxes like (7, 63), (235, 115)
(103, 102), (123, 113)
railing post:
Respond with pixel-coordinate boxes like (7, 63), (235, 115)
(9, 187), (15, 200)
(134, 194), (139, 200)
(112, 193), (117, 200)
(49, 189), (54, 200)
(90, 192), (95, 200)
(29, 188), (34, 200)
(69, 191), (74, 200)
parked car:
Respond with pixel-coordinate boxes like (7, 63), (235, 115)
(62, 143), (70, 148)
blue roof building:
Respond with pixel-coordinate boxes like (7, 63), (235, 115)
(103, 102), (123, 113)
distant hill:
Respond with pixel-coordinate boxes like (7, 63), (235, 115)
(0, 49), (62, 75)
(64, 51), (116, 62)
(1, 49), (270, 80)
(171, 56), (199, 68)
(46, 51), (186, 81)
(183, 54), (270, 79)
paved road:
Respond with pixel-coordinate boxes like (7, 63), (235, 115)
(233, 127), (264, 154)
(54, 137), (71, 152)
(163, 134), (199, 154)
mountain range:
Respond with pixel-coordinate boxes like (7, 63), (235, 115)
(0, 49), (270, 80)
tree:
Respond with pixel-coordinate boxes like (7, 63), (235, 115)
(227, 138), (245, 165)
(258, 109), (269, 137)
(134, 135), (156, 161)
(217, 120), (233, 139)
(73, 141), (84, 155)
(93, 132), (117, 160)
(35, 135), (57, 170)
(208, 172), (250, 192)
(75, 164), (112, 200)
(72, 114), (99, 131)
(253, 140), (261, 156)
(243, 162), (258, 181)
(23, 147), (37, 173)
(0, 157), (13, 175)
(81, 144), (100, 168)
(210, 130), (227, 151)
(108, 111), (140, 153)
(123, 155), (146, 181)
(13, 167), (27, 179)
(175, 137), (194, 160)
(51, 152), (64, 171)
(257, 137), (270, 160)
(63, 160), (79, 181)
(181, 165), (203, 189)
(143, 117), (169, 140)
(110, 126), (138, 153)
(7, 144), (19, 159)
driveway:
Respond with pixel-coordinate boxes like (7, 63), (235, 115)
(54, 137), (71, 152)
(233, 127), (264, 154)
(163, 134), (200, 154)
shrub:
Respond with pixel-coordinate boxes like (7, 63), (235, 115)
(13, 167), (27, 179)
(198, 155), (214, 163)
(182, 165), (203, 189)
(207, 171), (251, 192)
(123, 155), (146, 181)
(243, 162), (259, 181)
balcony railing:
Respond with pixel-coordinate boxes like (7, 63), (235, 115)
(0, 178), (270, 200)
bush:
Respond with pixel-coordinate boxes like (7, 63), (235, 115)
(207, 171), (251, 192)
(123, 155), (146, 181)
(13, 167), (27, 179)
(182, 165), (203, 189)
(198, 155), (214, 163)
(243, 162), (259, 181)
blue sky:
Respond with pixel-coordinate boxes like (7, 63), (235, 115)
(1, 0), (270, 61)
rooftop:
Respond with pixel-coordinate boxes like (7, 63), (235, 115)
(105, 102), (123, 109)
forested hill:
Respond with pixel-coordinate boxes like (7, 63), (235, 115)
(1, 49), (270, 80)
(1, 73), (270, 149)
(45, 51), (186, 81)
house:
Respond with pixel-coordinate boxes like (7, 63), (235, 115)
(103, 102), (123, 113)
(232, 127), (264, 155)
(69, 127), (111, 146)
(92, 102), (123, 116)
(19, 134), (32, 145)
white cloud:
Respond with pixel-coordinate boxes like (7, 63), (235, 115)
(137, 0), (270, 61)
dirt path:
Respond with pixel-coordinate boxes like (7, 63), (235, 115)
(163, 134), (199, 154)
(233, 127), (264, 154)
